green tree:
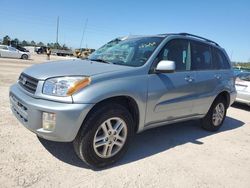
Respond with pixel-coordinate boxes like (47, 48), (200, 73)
(37, 42), (44, 46)
(12, 38), (20, 46)
(21, 40), (28, 46)
(3, 35), (11, 45)
(54, 42), (61, 49)
(30, 40), (36, 46)
(47, 43), (53, 48)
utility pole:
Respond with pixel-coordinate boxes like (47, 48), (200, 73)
(79, 18), (88, 50)
(56, 16), (59, 48)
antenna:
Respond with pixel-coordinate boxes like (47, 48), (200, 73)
(79, 18), (88, 50)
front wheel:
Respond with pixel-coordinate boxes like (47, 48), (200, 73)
(21, 54), (28, 60)
(73, 103), (134, 168)
(201, 97), (227, 131)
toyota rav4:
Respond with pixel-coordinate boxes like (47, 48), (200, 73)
(9, 33), (236, 168)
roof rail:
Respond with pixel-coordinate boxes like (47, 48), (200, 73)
(177, 33), (220, 47)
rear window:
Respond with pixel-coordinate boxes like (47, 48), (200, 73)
(0, 46), (8, 50)
(191, 41), (213, 70)
(212, 48), (230, 69)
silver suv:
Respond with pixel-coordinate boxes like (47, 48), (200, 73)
(9, 33), (236, 168)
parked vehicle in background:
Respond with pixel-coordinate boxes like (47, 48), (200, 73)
(12, 45), (29, 52)
(9, 33), (236, 168)
(36, 46), (73, 56)
(74, 48), (95, 59)
(233, 67), (247, 76)
(52, 49), (73, 56)
(235, 72), (250, 106)
(0, 45), (30, 59)
(36, 46), (47, 54)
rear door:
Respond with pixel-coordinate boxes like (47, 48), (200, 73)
(191, 41), (221, 115)
(146, 39), (198, 125)
(212, 47), (233, 96)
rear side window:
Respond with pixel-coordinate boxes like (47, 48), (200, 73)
(212, 48), (230, 69)
(0, 46), (8, 50)
(191, 41), (213, 70)
(156, 39), (191, 71)
(9, 47), (17, 51)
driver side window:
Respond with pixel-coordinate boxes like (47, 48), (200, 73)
(156, 39), (191, 71)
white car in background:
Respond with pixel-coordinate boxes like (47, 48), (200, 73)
(0, 45), (30, 59)
(235, 72), (250, 106)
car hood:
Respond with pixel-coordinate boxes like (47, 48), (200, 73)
(23, 59), (133, 80)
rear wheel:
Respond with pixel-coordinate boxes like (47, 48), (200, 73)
(73, 103), (134, 168)
(21, 54), (28, 60)
(201, 97), (227, 131)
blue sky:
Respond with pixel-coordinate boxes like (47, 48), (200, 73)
(0, 0), (250, 61)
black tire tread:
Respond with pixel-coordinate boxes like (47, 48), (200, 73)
(21, 54), (28, 60)
(201, 96), (227, 132)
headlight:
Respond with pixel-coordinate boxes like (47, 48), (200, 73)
(43, 76), (91, 97)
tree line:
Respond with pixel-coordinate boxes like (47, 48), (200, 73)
(233, 62), (250, 70)
(1, 35), (70, 50)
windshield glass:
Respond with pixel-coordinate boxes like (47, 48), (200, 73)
(239, 73), (250, 81)
(89, 37), (163, 67)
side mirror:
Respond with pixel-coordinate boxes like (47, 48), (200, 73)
(155, 60), (175, 73)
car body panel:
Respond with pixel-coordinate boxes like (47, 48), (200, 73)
(23, 59), (134, 80)
(193, 69), (236, 114)
(10, 84), (94, 142)
(145, 71), (197, 126)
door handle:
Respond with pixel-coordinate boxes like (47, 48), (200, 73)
(214, 74), (221, 79)
(185, 76), (194, 83)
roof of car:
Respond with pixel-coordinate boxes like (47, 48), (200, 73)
(121, 33), (220, 47)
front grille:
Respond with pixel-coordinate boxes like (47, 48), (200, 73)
(10, 93), (28, 123)
(18, 73), (38, 94)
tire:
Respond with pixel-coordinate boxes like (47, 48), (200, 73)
(201, 96), (227, 131)
(73, 103), (134, 168)
(21, 54), (28, 60)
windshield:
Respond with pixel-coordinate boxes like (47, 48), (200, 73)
(89, 37), (163, 67)
(239, 73), (250, 81)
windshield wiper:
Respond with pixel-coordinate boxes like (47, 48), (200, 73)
(89, 58), (112, 64)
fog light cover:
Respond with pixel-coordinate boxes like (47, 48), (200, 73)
(43, 112), (56, 131)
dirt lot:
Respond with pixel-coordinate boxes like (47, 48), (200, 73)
(0, 55), (250, 188)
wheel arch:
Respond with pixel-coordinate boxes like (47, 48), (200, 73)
(83, 95), (140, 133)
(214, 90), (230, 108)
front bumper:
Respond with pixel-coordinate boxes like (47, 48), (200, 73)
(9, 84), (94, 142)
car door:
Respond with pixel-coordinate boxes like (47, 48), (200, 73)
(190, 41), (219, 115)
(8, 47), (21, 58)
(145, 39), (198, 126)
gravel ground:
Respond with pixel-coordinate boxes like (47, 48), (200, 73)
(0, 55), (250, 188)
